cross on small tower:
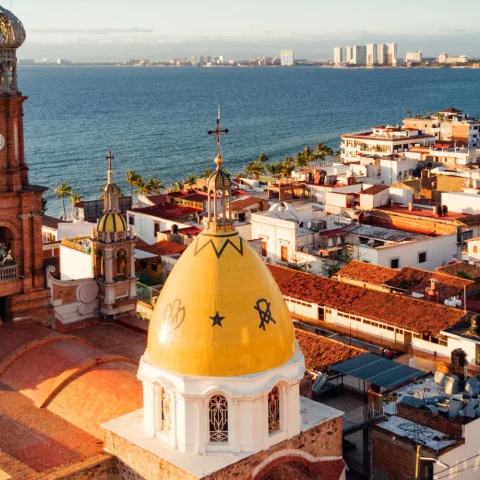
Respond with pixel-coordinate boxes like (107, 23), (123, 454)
(106, 150), (114, 184)
(208, 106), (229, 159)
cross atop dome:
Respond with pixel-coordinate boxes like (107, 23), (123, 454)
(208, 106), (229, 168)
(106, 150), (115, 185)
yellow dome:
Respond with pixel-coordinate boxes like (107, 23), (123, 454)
(147, 225), (295, 376)
(97, 212), (127, 233)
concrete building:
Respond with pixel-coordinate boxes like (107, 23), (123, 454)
(333, 46), (345, 64)
(345, 46), (354, 64)
(377, 43), (386, 65)
(280, 49), (294, 66)
(386, 42), (397, 64)
(352, 45), (366, 65)
(341, 125), (436, 163)
(438, 53), (468, 64)
(366, 43), (377, 65)
(405, 50), (422, 63)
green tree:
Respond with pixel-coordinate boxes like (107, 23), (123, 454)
(70, 192), (83, 219)
(258, 152), (269, 164)
(146, 177), (164, 194)
(203, 168), (213, 178)
(171, 181), (184, 192)
(135, 179), (152, 195)
(126, 170), (141, 199)
(244, 161), (264, 179)
(265, 162), (282, 179)
(280, 159), (294, 178)
(185, 174), (197, 190)
(294, 154), (308, 168)
(54, 182), (72, 220)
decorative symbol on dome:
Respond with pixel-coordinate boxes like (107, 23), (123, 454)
(164, 298), (185, 331)
(194, 236), (244, 259)
(254, 299), (276, 331)
(210, 311), (225, 328)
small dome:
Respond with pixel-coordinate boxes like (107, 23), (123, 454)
(104, 182), (121, 195)
(0, 7), (26, 49)
(97, 212), (127, 233)
(208, 169), (231, 188)
(146, 226), (296, 376)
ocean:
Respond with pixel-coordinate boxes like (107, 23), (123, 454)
(19, 65), (480, 217)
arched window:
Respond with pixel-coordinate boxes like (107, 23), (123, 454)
(94, 249), (104, 279)
(116, 249), (127, 278)
(209, 395), (228, 442)
(268, 386), (280, 434)
(161, 389), (171, 433)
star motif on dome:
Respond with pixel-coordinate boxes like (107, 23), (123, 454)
(210, 311), (225, 327)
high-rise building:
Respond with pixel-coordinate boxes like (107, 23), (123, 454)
(345, 46), (354, 64)
(191, 56), (198, 65)
(206, 56), (212, 64)
(377, 43), (386, 65)
(352, 45), (366, 65)
(199, 56), (205, 65)
(386, 43), (397, 65)
(366, 43), (378, 66)
(218, 55), (224, 64)
(333, 46), (345, 64)
(280, 50), (294, 66)
(405, 51), (422, 63)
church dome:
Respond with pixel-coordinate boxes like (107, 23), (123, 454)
(0, 7), (26, 49)
(208, 155), (231, 188)
(147, 225), (296, 377)
(97, 212), (127, 233)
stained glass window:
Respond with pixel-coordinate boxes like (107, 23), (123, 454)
(209, 395), (228, 442)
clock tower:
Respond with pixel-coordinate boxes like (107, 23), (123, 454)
(0, 6), (51, 323)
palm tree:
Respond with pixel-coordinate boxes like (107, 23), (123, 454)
(135, 179), (152, 195)
(126, 170), (141, 199)
(294, 154), (308, 169)
(405, 109), (412, 118)
(303, 146), (314, 164)
(203, 168), (213, 178)
(244, 161), (264, 179)
(171, 181), (184, 192)
(54, 182), (72, 220)
(185, 174), (197, 190)
(70, 192), (83, 219)
(146, 177), (164, 194)
(265, 162), (281, 178)
(258, 152), (269, 164)
(280, 160), (294, 178)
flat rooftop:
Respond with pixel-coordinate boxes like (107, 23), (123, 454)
(344, 223), (428, 243)
(376, 204), (468, 220)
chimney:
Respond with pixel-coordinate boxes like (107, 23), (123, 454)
(430, 278), (438, 291)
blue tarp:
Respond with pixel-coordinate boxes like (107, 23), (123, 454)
(332, 353), (424, 389)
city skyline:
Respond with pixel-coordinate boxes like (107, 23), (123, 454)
(12, 0), (480, 61)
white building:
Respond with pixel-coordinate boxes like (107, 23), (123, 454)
(341, 125), (435, 163)
(442, 192), (480, 215)
(405, 51), (422, 62)
(377, 43), (386, 65)
(380, 156), (418, 185)
(280, 50), (294, 66)
(352, 45), (366, 65)
(366, 43), (377, 65)
(386, 43), (397, 64)
(333, 46), (345, 64)
(345, 46), (354, 64)
(438, 53), (468, 64)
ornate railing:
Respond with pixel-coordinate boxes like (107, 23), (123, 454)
(0, 264), (17, 282)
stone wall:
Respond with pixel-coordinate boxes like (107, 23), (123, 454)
(105, 417), (342, 479)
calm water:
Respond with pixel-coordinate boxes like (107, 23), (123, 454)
(18, 66), (480, 216)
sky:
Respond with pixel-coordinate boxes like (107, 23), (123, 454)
(10, 0), (480, 62)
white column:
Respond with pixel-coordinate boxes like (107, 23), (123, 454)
(170, 392), (178, 449)
(143, 382), (156, 438)
(232, 399), (240, 453)
(261, 393), (269, 450)
(196, 399), (205, 454)
(104, 246), (114, 283)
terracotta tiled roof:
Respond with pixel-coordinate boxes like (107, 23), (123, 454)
(134, 237), (151, 250)
(436, 262), (480, 281)
(385, 266), (473, 297)
(139, 240), (187, 256)
(0, 381), (104, 476)
(295, 328), (366, 373)
(362, 185), (389, 195)
(231, 196), (265, 211)
(335, 261), (397, 286)
(456, 214), (480, 227)
(268, 265), (466, 336)
(134, 203), (201, 219)
(43, 215), (69, 230)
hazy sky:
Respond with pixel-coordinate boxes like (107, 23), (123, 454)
(10, 0), (480, 61)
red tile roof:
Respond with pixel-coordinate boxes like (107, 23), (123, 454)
(362, 185), (389, 195)
(335, 261), (398, 286)
(231, 196), (265, 211)
(138, 240), (187, 256)
(134, 203), (201, 219)
(436, 262), (480, 281)
(295, 328), (366, 373)
(268, 265), (466, 336)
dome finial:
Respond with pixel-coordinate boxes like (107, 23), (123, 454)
(208, 105), (229, 169)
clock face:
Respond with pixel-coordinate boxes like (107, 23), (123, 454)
(0, 134), (5, 151)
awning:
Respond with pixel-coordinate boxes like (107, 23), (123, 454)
(332, 353), (424, 389)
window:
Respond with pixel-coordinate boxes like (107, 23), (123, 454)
(390, 258), (400, 269)
(281, 246), (288, 262)
(116, 249), (127, 278)
(268, 386), (280, 434)
(261, 241), (267, 257)
(476, 344), (480, 366)
(129, 216), (135, 226)
(474, 246), (478, 254)
(161, 390), (171, 432)
(209, 395), (228, 442)
(418, 251), (427, 264)
(140, 260), (147, 268)
(154, 223), (160, 235)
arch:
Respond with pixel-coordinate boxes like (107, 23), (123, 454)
(94, 248), (104, 279)
(116, 248), (127, 278)
(268, 385), (281, 434)
(161, 388), (172, 433)
(0, 225), (16, 263)
(208, 394), (229, 442)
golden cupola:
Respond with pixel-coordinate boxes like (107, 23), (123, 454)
(147, 112), (295, 377)
(97, 151), (127, 234)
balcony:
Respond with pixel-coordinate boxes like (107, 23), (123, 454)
(0, 264), (17, 283)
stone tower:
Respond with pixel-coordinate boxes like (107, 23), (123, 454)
(0, 6), (50, 322)
(92, 151), (137, 318)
